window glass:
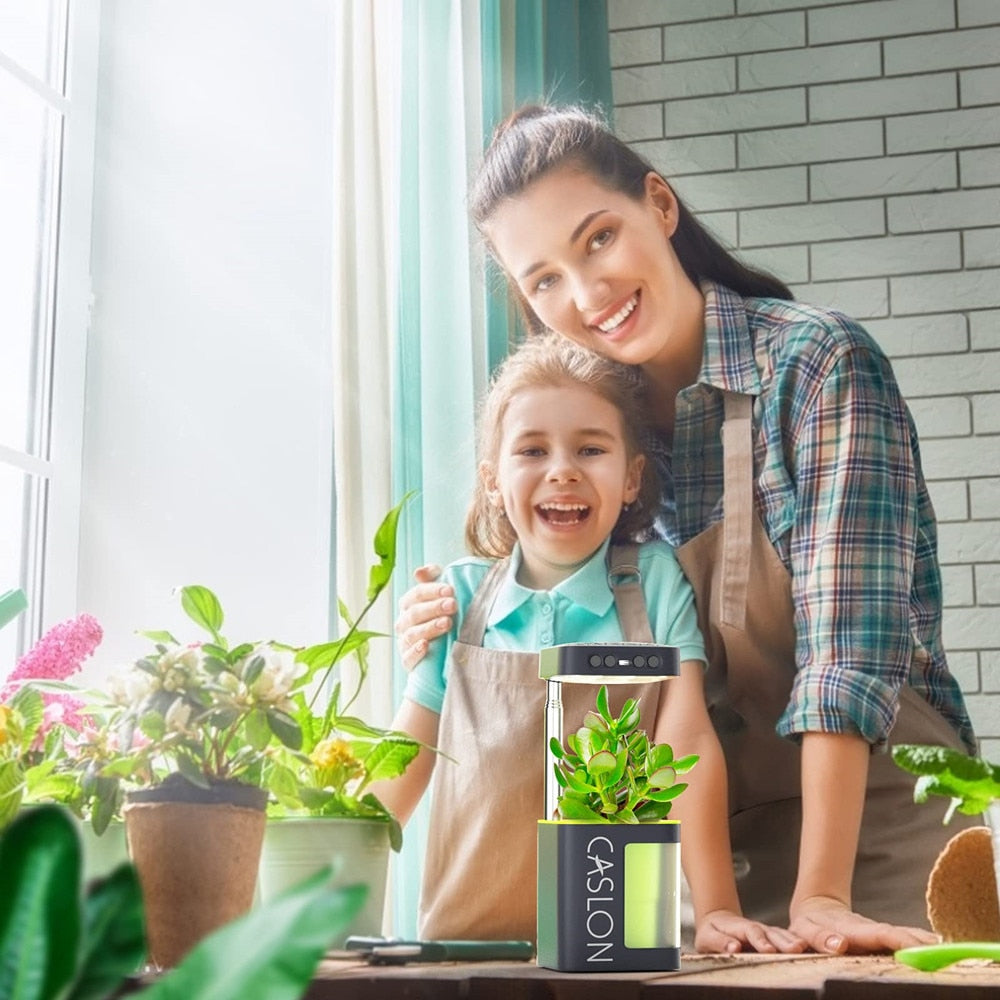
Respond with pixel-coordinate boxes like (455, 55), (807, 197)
(0, 465), (28, 671)
(0, 69), (61, 455)
(0, 0), (66, 91)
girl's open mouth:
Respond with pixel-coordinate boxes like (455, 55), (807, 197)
(537, 502), (591, 525)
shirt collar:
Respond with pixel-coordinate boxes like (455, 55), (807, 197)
(488, 539), (615, 626)
(696, 280), (763, 396)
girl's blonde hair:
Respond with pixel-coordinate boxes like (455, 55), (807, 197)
(465, 335), (660, 558)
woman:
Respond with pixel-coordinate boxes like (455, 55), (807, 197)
(396, 104), (978, 954)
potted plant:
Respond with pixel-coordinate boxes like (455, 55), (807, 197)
(0, 802), (367, 1000)
(256, 494), (430, 943)
(83, 585), (317, 969)
(538, 683), (698, 972)
(893, 742), (1000, 906)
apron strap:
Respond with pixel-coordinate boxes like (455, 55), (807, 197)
(721, 391), (754, 629)
(609, 543), (655, 643)
(456, 558), (510, 646)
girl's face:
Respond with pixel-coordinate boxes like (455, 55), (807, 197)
(484, 166), (704, 374)
(481, 382), (644, 591)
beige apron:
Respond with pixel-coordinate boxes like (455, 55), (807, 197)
(675, 390), (976, 928)
(418, 545), (663, 941)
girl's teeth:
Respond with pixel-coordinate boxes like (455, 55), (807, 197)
(598, 295), (637, 333)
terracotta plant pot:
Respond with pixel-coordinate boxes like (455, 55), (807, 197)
(124, 774), (267, 969)
(258, 817), (390, 945)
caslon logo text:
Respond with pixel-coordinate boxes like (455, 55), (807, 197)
(584, 835), (615, 962)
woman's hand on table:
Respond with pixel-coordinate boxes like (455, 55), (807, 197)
(395, 565), (456, 670)
(695, 910), (807, 955)
(789, 895), (937, 954)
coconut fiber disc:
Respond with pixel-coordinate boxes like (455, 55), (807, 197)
(926, 826), (1000, 942)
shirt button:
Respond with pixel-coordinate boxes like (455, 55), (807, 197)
(541, 633), (553, 644)
(541, 603), (552, 615)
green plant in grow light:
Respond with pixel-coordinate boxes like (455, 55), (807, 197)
(550, 685), (698, 824)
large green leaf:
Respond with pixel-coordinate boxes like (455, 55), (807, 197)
(366, 493), (414, 601)
(68, 864), (146, 1000)
(179, 585), (225, 639)
(363, 738), (420, 784)
(297, 632), (382, 673)
(893, 743), (1000, 815)
(142, 870), (367, 1000)
(0, 805), (82, 1000)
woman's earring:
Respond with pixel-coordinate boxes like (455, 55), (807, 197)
(622, 502), (632, 513)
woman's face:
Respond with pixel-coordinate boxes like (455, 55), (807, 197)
(484, 166), (704, 372)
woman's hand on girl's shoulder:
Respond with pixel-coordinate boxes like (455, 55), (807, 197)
(695, 910), (808, 955)
(395, 565), (457, 670)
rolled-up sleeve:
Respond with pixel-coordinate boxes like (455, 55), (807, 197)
(777, 334), (917, 750)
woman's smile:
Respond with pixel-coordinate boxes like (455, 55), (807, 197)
(484, 165), (705, 376)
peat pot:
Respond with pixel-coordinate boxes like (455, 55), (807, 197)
(258, 817), (390, 946)
(537, 820), (680, 972)
(123, 774), (267, 969)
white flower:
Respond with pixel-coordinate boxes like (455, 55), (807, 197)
(163, 698), (192, 733)
(109, 669), (155, 706)
(244, 645), (304, 704)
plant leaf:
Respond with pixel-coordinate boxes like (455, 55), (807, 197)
(646, 743), (674, 772)
(892, 743), (1000, 815)
(362, 738), (420, 784)
(244, 709), (271, 751)
(366, 492), (414, 601)
(617, 698), (640, 735)
(557, 797), (606, 822)
(176, 755), (210, 789)
(582, 711), (609, 734)
(137, 629), (180, 645)
(179, 585), (224, 639)
(595, 685), (610, 723)
(10, 686), (44, 752)
(266, 709), (303, 751)
(0, 804), (82, 1000)
(587, 750), (618, 776)
(648, 766), (677, 789)
(671, 753), (700, 773)
(0, 760), (25, 827)
(140, 869), (367, 1000)
(297, 633), (383, 675)
(68, 863), (146, 1000)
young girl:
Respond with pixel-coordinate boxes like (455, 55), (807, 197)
(377, 334), (803, 954)
(396, 103), (978, 955)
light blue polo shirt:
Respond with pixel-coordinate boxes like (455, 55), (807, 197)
(404, 538), (707, 714)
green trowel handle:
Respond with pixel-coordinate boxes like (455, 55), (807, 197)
(895, 942), (1000, 971)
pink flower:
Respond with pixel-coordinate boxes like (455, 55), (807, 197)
(4, 614), (103, 696)
(31, 693), (91, 752)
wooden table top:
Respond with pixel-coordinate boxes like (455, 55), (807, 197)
(305, 952), (1000, 999)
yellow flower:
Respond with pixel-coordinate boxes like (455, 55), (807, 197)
(0, 704), (12, 746)
(310, 738), (357, 771)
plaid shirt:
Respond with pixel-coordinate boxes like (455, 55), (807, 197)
(650, 282), (975, 753)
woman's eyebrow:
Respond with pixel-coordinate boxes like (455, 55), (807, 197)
(517, 209), (608, 280)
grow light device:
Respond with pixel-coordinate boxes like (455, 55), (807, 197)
(537, 642), (682, 973)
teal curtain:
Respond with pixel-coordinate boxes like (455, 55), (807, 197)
(480, 0), (613, 370)
(390, 0), (613, 938)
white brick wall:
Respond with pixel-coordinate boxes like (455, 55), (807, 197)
(610, 0), (1000, 750)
